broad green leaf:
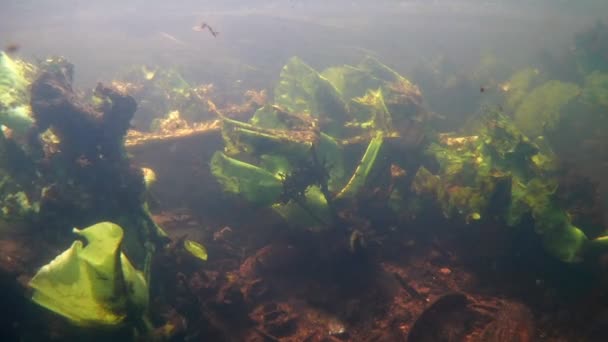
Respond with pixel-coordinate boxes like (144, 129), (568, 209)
(336, 132), (384, 199)
(274, 57), (349, 136)
(272, 185), (331, 227)
(210, 151), (282, 206)
(29, 222), (148, 327)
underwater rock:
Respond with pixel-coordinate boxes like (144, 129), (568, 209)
(477, 302), (535, 342)
(407, 292), (474, 342)
(250, 302), (298, 338)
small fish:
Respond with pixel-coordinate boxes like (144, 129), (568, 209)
(192, 22), (219, 37)
(480, 86), (485, 93)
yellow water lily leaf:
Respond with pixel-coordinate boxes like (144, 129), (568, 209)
(29, 222), (148, 327)
(184, 239), (208, 261)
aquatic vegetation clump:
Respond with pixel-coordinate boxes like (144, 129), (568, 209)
(414, 111), (606, 262)
(115, 65), (216, 130)
(210, 56), (427, 228)
(0, 52), (36, 136)
(29, 222), (149, 328)
(210, 151), (283, 207)
(581, 71), (608, 110)
(573, 20), (608, 74)
(275, 57), (350, 137)
(323, 56), (425, 125)
(5, 57), (168, 269)
(513, 80), (580, 137)
(502, 68), (543, 112)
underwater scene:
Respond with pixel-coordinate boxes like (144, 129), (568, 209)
(2, 0), (608, 340)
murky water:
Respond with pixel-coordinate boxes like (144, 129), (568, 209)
(1, 1), (608, 341)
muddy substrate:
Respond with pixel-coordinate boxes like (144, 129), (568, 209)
(1, 202), (608, 341)
(145, 204), (608, 342)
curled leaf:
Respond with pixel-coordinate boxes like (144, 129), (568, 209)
(184, 239), (208, 261)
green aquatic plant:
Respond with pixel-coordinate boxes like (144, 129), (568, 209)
(513, 80), (580, 137)
(273, 185), (332, 227)
(210, 56), (427, 228)
(322, 57), (424, 124)
(115, 64), (215, 129)
(581, 71), (608, 110)
(415, 111), (606, 262)
(274, 57), (349, 137)
(336, 132), (385, 200)
(503, 68), (543, 111)
(29, 222), (149, 328)
(0, 190), (38, 221)
(210, 151), (283, 207)
(0, 52), (35, 136)
(507, 178), (589, 262)
(349, 89), (393, 133)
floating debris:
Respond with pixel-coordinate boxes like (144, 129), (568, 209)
(192, 22), (219, 37)
(439, 267), (452, 275)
